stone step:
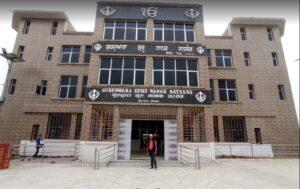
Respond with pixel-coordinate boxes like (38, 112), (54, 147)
(109, 160), (182, 167)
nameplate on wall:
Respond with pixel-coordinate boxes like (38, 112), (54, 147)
(92, 42), (206, 57)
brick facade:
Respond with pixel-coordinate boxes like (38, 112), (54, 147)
(0, 1), (298, 157)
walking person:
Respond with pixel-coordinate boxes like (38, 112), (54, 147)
(147, 134), (158, 169)
(33, 134), (42, 157)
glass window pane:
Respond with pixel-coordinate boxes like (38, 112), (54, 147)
(135, 71), (145, 85)
(61, 54), (70, 63)
(186, 31), (194, 42)
(100, 70), (109, 84)
(218, 80), (226, 88)
(59, 87), (68, 98)
(189, 72), (198, 86)
(124, 58), (134, 68)
(185, 24), (194, 30)
(175, 30), (185, 41)
(116, 21), (125, 27)
(223, 51), (231, 56)
(175, 23), (184, 29)
(137, 29), (146, 40)
(101, 58), (111, 68)
(73, 47), (80, 53)
(225, 58), (232, 67)
(165, 71), (175, 85)
(228, 90), (236, 101)
(215, 50), (222, 56)
(227, 80), (236, 89)
(71, 54), (79, 63)
(216, 57), (224, 67)
(153, 59), (163, 69)
(135, 58), (146, 69)
(164, 30), (174, 41)
(154, 23), (163, 28)
(70, 76), (78, 85)
(138, 22), (146, 28)
(164, 59), (175, 69)
(176, 71), (187, 86)
(63, 46), (72, 52)
(176, 59), (187, 70)
(164, 23), (173, 29)
(187, 60), (197, 70)
(122, 70), (134, 84)
(154, 71), (163, 85)
(114, 28), (125, 40)
(154, 30), (162, 41)
(61, 77), (69, 85)
(219, 90), (227, 101)
(126, 29), (136, 40)
(105, 21), (114, 27)
(104, 29), (113, 39)
(110, 70), (122, 84)
(127, 22), (136, 28)
(112, 58), (123, 69)
(68, 87), (77, 98)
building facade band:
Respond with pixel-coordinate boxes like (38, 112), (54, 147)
(0, 0), (299, 158)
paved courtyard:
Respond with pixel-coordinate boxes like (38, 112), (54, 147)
(0, 159), (298, 189)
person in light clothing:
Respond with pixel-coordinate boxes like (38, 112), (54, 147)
(147, 134), (158, 169)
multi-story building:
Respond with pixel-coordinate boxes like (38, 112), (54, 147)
(0, 0), (299, 158)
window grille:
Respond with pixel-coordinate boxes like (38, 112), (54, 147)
(46, 114), (72, 139)
(223, 117), (247, 142)
(183, 109), (206, 142)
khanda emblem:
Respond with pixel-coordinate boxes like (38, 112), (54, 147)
(88, 89), (100, 101)
(185, 8), (200, 19)
(141, 7), (158, 18)
(195, 92), (206, 103)
(100, 6), (116, 16)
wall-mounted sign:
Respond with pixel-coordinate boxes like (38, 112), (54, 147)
(85, 87), (212, 105)
(97, 3), (203, 21)
(92, 42), (206, 57)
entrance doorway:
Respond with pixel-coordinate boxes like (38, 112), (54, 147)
(131, 120), (164, 159)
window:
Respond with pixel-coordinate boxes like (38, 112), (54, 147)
(81, 76), (88, 98)
(154, 22), (195, 42)
(277, 85), (286, 100)
(47, 114), (71, 139)
(153, 58), (198, 86)
(104, 21), (146, 40)
(254, 128), (262, 144)
(209, 79), (215, 101)
(51, 22), (58, 35)
(22, 20), (30, 34)
(215, 50), (232, 67)
(74, 114), (82, 140)
(240, 27), (247, 40)
(61, 46), (80, 63)
(244, 52), (250, 66)
(46, 47), (53, 61)
(248, 84), (255, 100)
(36, 80), (47, 95)
(213, 116), (219, 142)
(271, 52), (278, 66)
(58, 76), (78, 98)
(99, 57), (145, 85)
(183, 110), (206, 142)
(18, 46), (25, 59)
(30, 124), (40, 141)
(207, 49), (212, 66)
(267, 27), (274, 41)
(218, 79), (237, 101)
(223, 117), (247, 142)
(8, 79), (17, 95)
(84, 45), (92, 63)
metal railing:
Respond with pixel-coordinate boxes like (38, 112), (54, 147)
(0, 84), (5, 102)
(94, 144), (116, 170)
(11, 143), (80, 163)
(179, 145), (201, 170)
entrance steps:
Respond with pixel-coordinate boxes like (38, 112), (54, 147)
(109, 160), (182, 167)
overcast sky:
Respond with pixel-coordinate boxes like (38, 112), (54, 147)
(0, 0), (299, 120)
